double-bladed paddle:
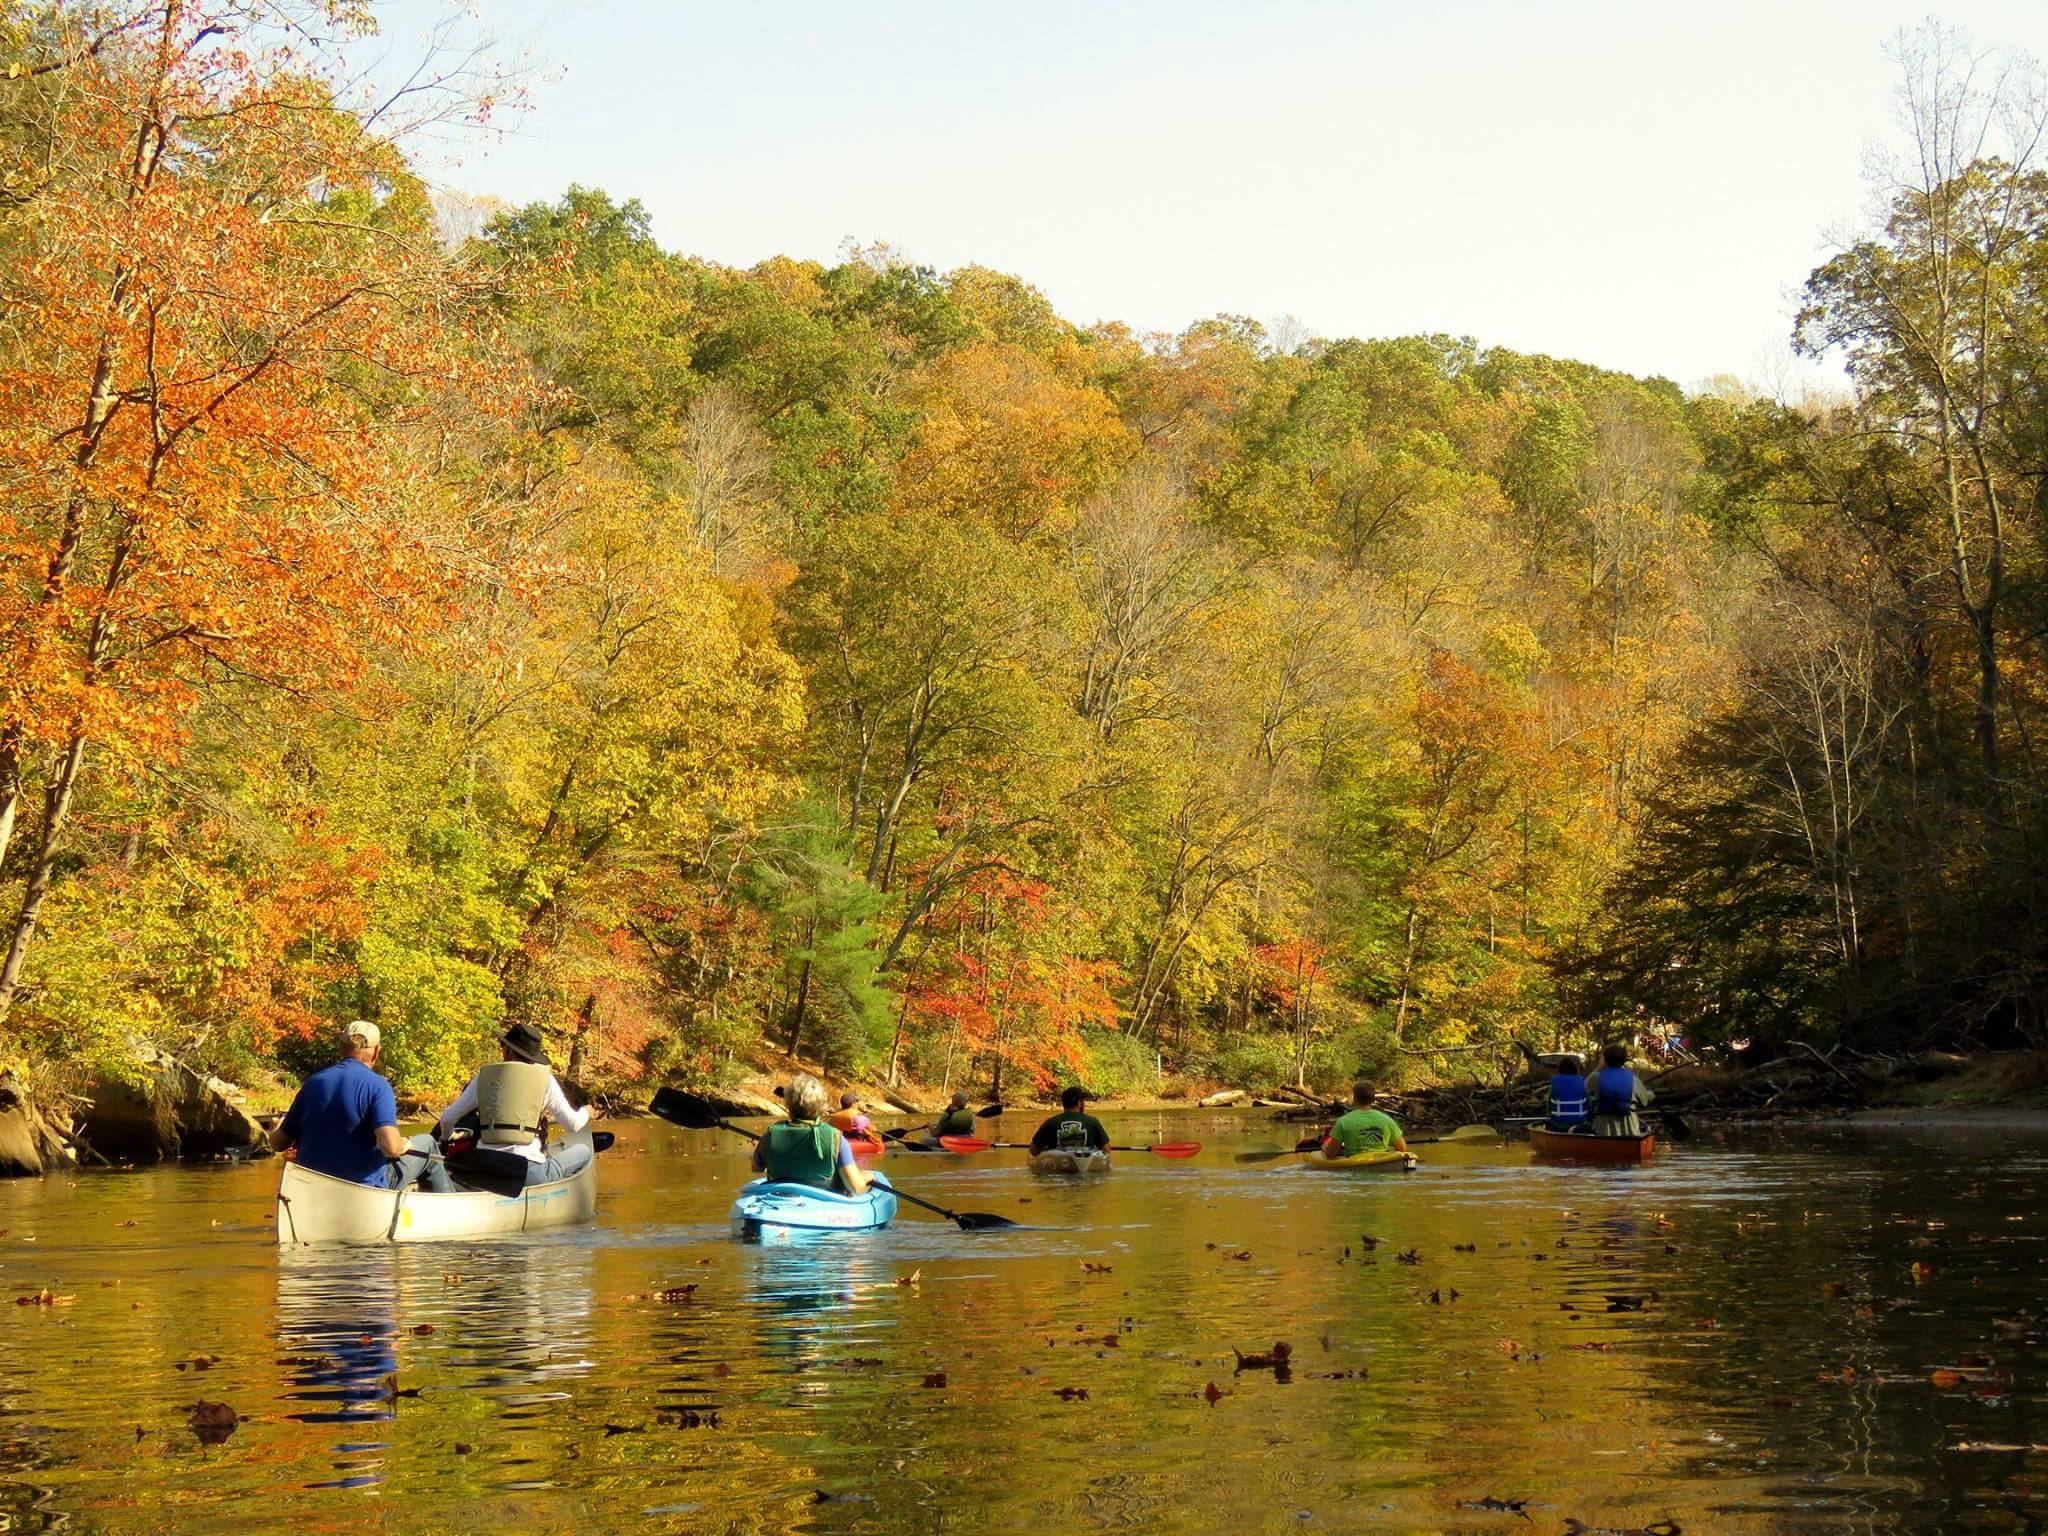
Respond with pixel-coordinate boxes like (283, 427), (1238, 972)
(648, 1087), (1019, 1231)
(938, 1136), (1202, 1159)
(880, 1102), (1007, 1150)
(1231, 1123), (1498, 1164)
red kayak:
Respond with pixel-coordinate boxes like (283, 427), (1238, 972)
(846, 1132), (887, 1161)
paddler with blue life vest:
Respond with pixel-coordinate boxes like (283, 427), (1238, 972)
(1588, 1042), (1655, 1136)
(755, 1074), (871, 1194)
(1545, 1054), (1590, 1131)
(425, 1021), (595, 1190)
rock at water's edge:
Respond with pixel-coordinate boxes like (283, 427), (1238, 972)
(76, 1046), (267, 1162)
(0, 1074), (74, 1178)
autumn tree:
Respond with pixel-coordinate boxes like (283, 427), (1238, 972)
(0, 1), (513, 1032)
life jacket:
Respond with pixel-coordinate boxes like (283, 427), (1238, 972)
(1054, 1116), (1090, 1150)
(476, 1062), (552, 1147)
(1595, 1067), (1638, 1118)
(828, 1109), (867, 1134)
(763, 1121), (840, 1189)
(1547, 1074), (1589, 1124)
(935, 1107), (977, 1136)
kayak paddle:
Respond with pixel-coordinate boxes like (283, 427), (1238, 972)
(1232, 1124), (1496, 1164)
(940, 1136), (1203, 1159)
(648, 1087), (1019, 1232)
(882, 1102), (1006, 1144)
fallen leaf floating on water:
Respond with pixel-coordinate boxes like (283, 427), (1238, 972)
(185, 1401), (239, 1445)
(1232, 1341), (1292, 1371)
(1570, 1342), (1616, 1352)
(409, 1324), (435, 1336)
(895, 1270), (922, 1288)
(1821, 1281), (1850, 1299)
(1395, 1249), (1421, 1265)
(1452, 1243), (1476, 1253)
(116, 1219), (137, 1228)
(454, 1442), (475, 1455)
(1931, 1368), (1965, 1389)
(1459, 1496), (1531, 1514)
(603, 1423), (645, 1437)
(920, 1371), (947, 1389)
(712, 1362), (733, 1378)
(622, 1285), (699, 1303)
(15, 1289), (73, 1307)
(1605, 1295), (1647, 1313)
(176, 1354), (218, 1372)
(1561, 1521), (1683, 1536)
(1080, 1262), (1112, 1275)
(658, 1409), (720, 1429)
(1911, 1262), (1936, 1283)
(1767, 1395), (1796, 1411)
(1202, 1381), (1225, 1405)
(1358, 1235), (1380, 1250)
(1497, 1339), (1522, 1357)
(441, 1273), (466, 1285)
(1052, 1386), (1089, 1401)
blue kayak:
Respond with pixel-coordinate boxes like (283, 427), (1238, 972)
(729, 1171), (897, 1242)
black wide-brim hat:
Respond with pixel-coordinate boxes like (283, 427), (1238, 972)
(501, 1022), (547, 1065)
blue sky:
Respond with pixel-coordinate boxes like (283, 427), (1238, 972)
(368, 1), (2048, 389)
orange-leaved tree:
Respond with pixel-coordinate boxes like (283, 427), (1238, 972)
(0, 2), (511, 1029)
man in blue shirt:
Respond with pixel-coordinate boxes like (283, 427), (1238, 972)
(271, 1021), (429, 1187)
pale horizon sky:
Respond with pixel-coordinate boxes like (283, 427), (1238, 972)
(369, 1), (2048, 391)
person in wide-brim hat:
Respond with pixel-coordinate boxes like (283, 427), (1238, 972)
(421, 1022), (594, 1192)
(500, 1021), (548, 1065)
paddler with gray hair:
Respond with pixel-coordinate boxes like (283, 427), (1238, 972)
(426, 1022), (594, 1190)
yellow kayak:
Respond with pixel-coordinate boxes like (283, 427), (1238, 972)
(1298, 1147), (1418, 1173)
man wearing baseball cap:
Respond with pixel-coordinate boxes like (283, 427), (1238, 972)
(270, 1020), (425, 1187)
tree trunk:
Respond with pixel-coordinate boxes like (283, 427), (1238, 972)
(0, 734), (89, 1026)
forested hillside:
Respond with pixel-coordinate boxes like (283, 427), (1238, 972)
(3, 4), (2044, 1103)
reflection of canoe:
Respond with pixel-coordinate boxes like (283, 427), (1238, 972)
(1028, 1148), (1111, 1176)
(275, 1130), (597, 1245)
(1529, 1126), (1655, 1163)
(730, 1172), (897, 1242)
(1298, 1148), (1418, 1173)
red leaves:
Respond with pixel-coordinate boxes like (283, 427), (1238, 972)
(1202, 1381), (1225, 1405)
(408, 1323), (436, 1336)
(920, 1371), (948, 1389)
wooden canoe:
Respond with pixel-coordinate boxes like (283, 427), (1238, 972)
(1528, 1125), (1656, 1163)
(275, 1129), (598, 1245)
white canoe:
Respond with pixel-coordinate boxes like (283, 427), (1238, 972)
(275, 1129), (597, 1245)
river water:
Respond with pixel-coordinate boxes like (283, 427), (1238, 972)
(1, 1112), (2044, 1535)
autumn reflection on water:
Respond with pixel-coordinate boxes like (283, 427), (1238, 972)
(0, 1114), (2044, 1534)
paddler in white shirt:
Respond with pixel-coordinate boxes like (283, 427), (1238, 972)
(427, 1021), (594, 1189)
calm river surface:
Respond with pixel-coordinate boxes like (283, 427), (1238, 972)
(2, 1111), (2045, 1535)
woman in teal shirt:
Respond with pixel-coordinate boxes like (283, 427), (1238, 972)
(754, 1074), (871, 1194)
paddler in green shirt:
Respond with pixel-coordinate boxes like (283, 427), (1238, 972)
(931, 1091), (978, 1138)
(1321, 1081), (1407, 1158)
